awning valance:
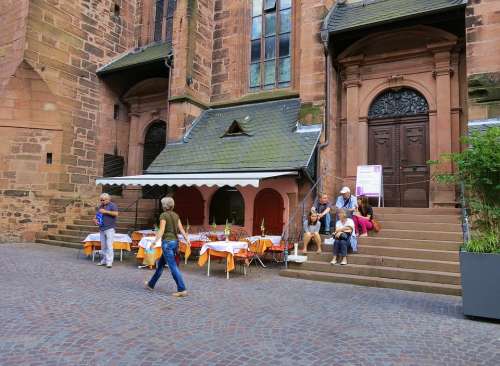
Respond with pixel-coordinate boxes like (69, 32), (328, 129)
(95, 171), (297, 188)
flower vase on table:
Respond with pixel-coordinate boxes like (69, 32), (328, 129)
(224, 219), (231, 242)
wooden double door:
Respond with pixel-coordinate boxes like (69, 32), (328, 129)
(368, 116), (429, 207)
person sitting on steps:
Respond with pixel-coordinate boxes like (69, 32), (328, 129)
(331, 209), (357, 266)
(335, 186), (357, 219)
(303, 211), (322, 254)
(352, 195), (374, 237)
(314, 193), (332, 235)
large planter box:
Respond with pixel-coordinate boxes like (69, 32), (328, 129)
(460, 251), (500, 320)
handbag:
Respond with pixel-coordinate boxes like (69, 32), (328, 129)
(338, 232), (351, 241)
(372, 219), (381, 232)
(143, 248), (156, 267)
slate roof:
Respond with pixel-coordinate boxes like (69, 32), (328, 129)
(146, 99), (321, 174)
(97, 42), (172, 75)
(324, 0), (466, 34)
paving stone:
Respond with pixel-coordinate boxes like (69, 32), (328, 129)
(0, 243), (499, 366)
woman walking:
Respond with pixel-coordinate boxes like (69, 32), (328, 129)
(144, 197), (190, 297)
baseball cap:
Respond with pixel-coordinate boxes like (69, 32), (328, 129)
(340, 186), (350, 194)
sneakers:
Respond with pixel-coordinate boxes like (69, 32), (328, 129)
(96, 262), (106, 266)
(340, 257), (348, 265)
(172, 291), (188, 297)
(330, 257), (337, 265)
(144, 280), (154, 291)
(106, 265), (112, 268)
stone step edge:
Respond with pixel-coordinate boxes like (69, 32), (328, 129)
(373, 228), (462, 235)
(359, 245), (459, 254)
(357, 237), (462, 245)
(301, 260), (461, 279)
(280, 269), (462, 296)
(302, 254), (459, 270)
(36, 239), (81, 250)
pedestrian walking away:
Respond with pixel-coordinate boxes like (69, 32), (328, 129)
(144, 196), (191, 297)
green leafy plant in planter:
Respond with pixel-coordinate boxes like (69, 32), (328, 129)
(430, 126), (499, 319)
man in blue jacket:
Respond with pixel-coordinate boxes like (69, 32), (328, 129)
(93, 193), (119, 268)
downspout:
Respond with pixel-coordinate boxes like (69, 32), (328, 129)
(165, 53), (173, 146)
(316, 28), (331, 192)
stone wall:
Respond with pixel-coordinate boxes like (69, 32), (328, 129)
(466, 0), (500, 121)
(0, 0), (139, 241)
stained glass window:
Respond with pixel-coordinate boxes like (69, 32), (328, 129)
(250, 0), (291, 91)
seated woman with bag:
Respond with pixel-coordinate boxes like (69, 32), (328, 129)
(331, 209), (357, 265)
(352, 195), (374, 237)
(303, 211), (322, 254)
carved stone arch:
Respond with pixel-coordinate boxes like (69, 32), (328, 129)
(368, 88), (429, 120)
(338, 25), (458, 59)
(360, 80), (436, 119)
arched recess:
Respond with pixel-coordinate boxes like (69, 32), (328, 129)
(367, 88), (430, 207)
(142, 120), (167, 198)
(173, 186), (204, 225)
(209, 186), (245, 226)
(252, 188), (284, 235)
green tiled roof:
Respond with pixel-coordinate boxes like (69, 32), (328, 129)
(97, 42), (172, 75)
(146, 99), (321, 174)
(324, 0), (466, 34)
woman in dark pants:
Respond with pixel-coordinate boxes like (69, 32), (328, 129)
(331, 209), (355, 265)
(144, 197), (191, 297)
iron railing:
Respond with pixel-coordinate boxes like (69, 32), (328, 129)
(460, 181), (471, 245)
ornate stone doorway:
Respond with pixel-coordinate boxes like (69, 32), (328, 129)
(368, 88), (430, 207)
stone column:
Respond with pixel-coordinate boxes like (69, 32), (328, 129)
(127, 112), (141, 176)
(343, 59), (362, 180)
(430, 43), (456, 205)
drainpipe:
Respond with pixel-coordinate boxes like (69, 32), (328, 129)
(316, 28), (331, 193)
(164, 53), (173, 147)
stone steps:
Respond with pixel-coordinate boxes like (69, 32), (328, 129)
(73, 219), (149, 228)
(289, 261), (460, 285)
(280, 270), (461, 296)
(377, 221), (461, 232)
(374, 213), (460, 223)
(281, 207), (463, 296)
(355, 237), (461, 251)
(304, 253), (459, 273)
(36, 239), (81, 250)
(372, 229), (462, 241)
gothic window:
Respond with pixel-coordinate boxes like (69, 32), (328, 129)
(250, 0), (291, 91)
(368, 88), (429, 119)
(209, 186), (245, 225)
(153, 0), (176, 43)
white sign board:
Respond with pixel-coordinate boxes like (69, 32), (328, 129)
(355, 165), (384, 206)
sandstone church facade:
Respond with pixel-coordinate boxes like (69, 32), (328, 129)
(0, 0), (499, 241)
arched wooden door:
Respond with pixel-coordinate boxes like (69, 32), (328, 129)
(368, 88), (429, 207)
(142, 121), (167, 198)
(252, 188), (284, 235)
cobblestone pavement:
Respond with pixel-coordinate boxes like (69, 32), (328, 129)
(1, 243), (499, 366)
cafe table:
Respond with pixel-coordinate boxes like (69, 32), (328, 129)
(197, 241), (248, 279)
(82, 233), (132, 262)
(244, 235), (283, 267)
(131, 229), (156, 246)
(136, 236), (192, 265)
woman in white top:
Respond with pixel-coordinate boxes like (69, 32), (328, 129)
(303, 211), (322, 253)
(331, 209), (355, 265)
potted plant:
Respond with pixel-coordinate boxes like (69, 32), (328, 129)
(432, 127), (500, 319)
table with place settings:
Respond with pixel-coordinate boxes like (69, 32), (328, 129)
(82, 233), (132, 262)
(197, 241), (248, 279)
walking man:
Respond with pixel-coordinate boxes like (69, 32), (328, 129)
(93, 193), (119, 268)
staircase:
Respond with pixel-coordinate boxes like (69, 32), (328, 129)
(36, 196), (156, 249)
(280, 207), (463, 296)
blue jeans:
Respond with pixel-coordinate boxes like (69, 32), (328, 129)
(320, 213), (331, 233)
(333, 238), (350, 257)
(148, 240), (186, 292)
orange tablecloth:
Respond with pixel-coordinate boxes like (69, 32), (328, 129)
(253, 239), (274, 255)
(136, 242), (191, 263)
(198, 249), (235, 272)
(82, 241), (131, 256)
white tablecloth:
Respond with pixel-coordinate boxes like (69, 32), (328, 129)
(83, 233), (132, 243)
(178, 233), (208, 241)
(199, 241), (248, 256)
(138, 236), (161, 250)
(135, 229), (156, 235)
(246, 235), (282, 245)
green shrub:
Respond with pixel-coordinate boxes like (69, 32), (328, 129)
(431, 127), (500, 251)
(464, 229), (500, 254)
